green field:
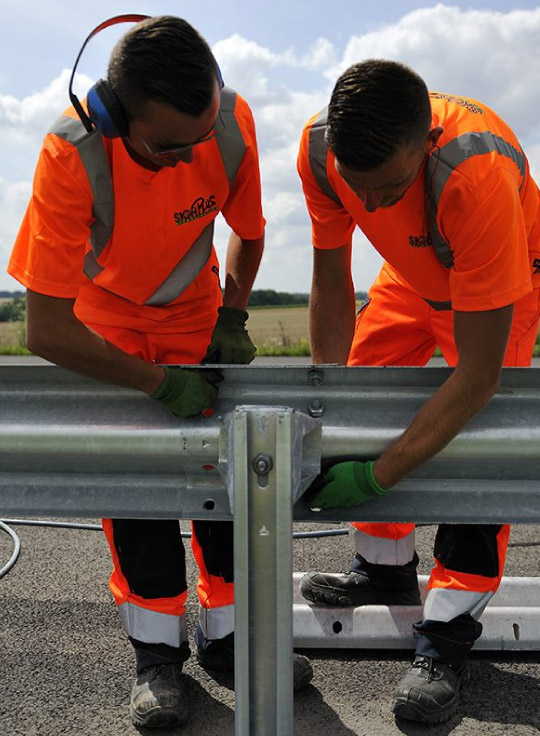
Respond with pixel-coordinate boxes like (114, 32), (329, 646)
(0, 308), (311, 356)
(0, 321), (29, 355)
(248, 306), (310, 355)
(3, 306), (540, 357)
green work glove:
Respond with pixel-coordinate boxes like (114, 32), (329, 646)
(151, 366), (222, 418)
(202, 306), (256, 364)
(308, 461), (388, 510)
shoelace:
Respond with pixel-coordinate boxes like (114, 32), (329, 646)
(412, 656), (438, 682)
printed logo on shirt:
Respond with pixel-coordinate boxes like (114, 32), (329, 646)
(429, 92), (483, 115)
(533, 258), (540, 274)
(174, 195), (218, 226)
(408, 234), (433, 248)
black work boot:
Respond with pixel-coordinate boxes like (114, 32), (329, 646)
(195, 629), (313, 690)
(392, 655), (470, 724)
(130, 663), (188, 728)
(299, 570), (421, 607)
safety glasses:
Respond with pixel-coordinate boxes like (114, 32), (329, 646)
(136, 111), (226, 159)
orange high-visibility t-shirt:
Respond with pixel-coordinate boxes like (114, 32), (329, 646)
(9, 92), (265, 332)
(297, 92), (540, 311)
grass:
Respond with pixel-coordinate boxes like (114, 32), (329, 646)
(2, 309), (540, 358)
(0, 322), (30, 355)
(248, 306), (310, 355)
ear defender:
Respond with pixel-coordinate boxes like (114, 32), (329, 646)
(69, 15), (226, 137)
(87, 79), (129, 138)
(68, 14), (151, 135)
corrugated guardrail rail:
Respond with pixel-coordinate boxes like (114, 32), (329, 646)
(1, 364), (540, 735)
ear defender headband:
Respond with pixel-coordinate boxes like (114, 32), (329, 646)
(69, 15), (225, 140)
(69, 14), (150, 138)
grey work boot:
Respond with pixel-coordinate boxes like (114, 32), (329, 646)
(195, 629), (314, 690)
(130, 663), (188, 728)
(300, 570), (421, 607)
(392, 655), (470, 724)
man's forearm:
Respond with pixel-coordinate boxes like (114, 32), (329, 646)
(26, 293), (164, 394)
(310, 294), (355, 363)
(310, 273), (356, 364)
(222, 233), (264, 310)
(373, 366), (499, 489)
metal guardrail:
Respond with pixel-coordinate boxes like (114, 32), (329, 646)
(2, 363), (540, 735)
(2, 364), (540, 521)
(292, 573), (540, 651)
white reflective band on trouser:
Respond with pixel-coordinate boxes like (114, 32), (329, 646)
(423, 588), (494, 622)
(198, 604), (235, 640)
(118, 601), (188, 647)
(353, 527), (415, 566)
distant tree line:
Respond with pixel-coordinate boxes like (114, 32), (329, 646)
(0, 291), (24, 299)
(0, 296), (25, 322)
(0, 290), (371, 319)
(248, 289), (368, 306)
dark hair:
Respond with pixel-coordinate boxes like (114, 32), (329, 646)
(108, 16), (219, 119)
(326, 59), (432, 171)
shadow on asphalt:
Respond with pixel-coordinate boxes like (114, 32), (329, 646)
(391, 655), (540, 735)
(133, 675), (234, 736)
(294, 686), (359, 735)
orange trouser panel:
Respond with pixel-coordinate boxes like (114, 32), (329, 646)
(90, 322), (233, 616)
(347, 267), (540, 591)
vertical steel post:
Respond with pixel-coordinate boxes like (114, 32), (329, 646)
(232, 407), (295, 736)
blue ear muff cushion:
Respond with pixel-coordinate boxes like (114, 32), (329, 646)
(87, 80), (128, 138)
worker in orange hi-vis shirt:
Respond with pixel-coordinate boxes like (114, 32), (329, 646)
(8, 15), (312, 729)
(297, 60), (540, 725)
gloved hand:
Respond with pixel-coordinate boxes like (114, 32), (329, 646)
(151, 366), (223, 418)
(202, 306), (256, 364)
(308, 461), (388, 510)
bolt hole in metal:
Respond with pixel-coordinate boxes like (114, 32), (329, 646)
(332, 621), (343, 634)
(252, 453), (273, 490)
(203, 499), (216, 511)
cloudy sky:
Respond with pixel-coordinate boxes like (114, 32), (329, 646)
(1, 1), (540, 294)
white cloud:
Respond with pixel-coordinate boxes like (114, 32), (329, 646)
(0, 177), (31, 290)
(1, 5), (540, 294)
(330, 5), (540, 142)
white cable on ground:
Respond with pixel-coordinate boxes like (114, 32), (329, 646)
(0, 521), (21, 579)
(0, 518), (350, 578)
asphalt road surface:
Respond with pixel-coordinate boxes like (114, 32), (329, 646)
(1, 356), (539, 735)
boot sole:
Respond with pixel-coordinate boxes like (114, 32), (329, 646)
(130, 705), (188, 728)
(392, 696), (458, 724)
(300, 579), (421, 607)
(392, 664), (470, 724)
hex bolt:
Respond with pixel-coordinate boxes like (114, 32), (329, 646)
(308, 399), (325, 417)
(252, 453), (273, 475)
(308, 369), (324, 386)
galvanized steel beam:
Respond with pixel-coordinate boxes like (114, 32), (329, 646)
(292, 573), (540, 652)
(2, 363), (540, 736)
(232, 407), (318, 736)
(1, 364), (540, 521)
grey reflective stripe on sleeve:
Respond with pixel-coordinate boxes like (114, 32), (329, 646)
(118, 601), (188, 647)
(423, 587), (494, 622)
(426, 131), (527, 269)
(145, 221), (215, 306)
(198, 603), (235, 639)
(50, 116), (114, 259)
(308, 108), (343, 206)
(353, 527), (416, 566)
(214, 87), (246, 190)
